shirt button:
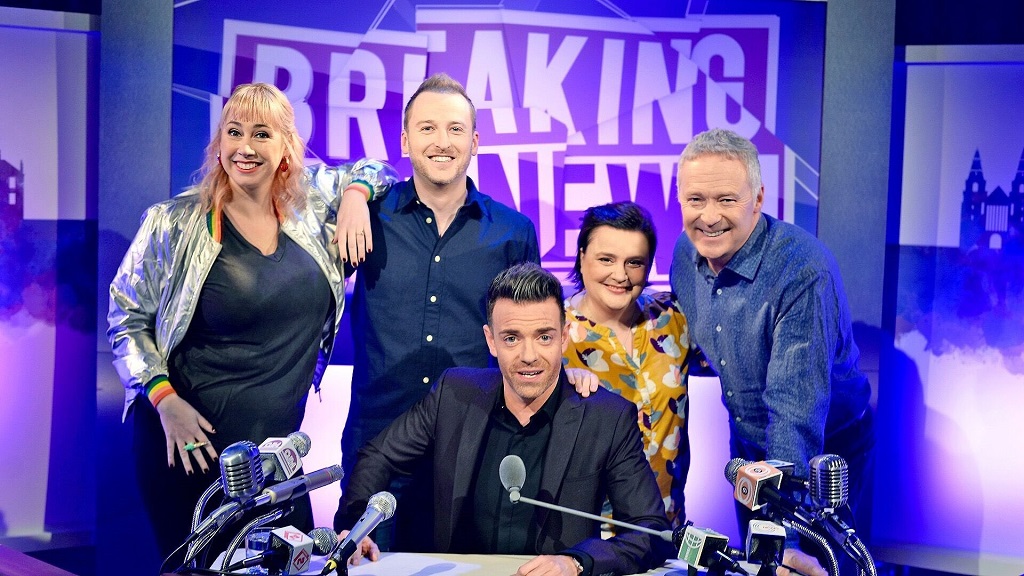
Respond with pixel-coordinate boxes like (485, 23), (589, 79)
(726, 390), (733, 397)
(719, 359), (727, 366)
(426, 334), (434, 342)
(735, 416), (743, 423)
(422, 377), (430, 384)
(434, 255), (441, 263)
(716, 325), (722, 332)
(426, 217), (433, 224)
(430, 295), (437, 303)
(716, 288), (723, 295)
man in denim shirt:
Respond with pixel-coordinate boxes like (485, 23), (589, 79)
(670, 129), (873, 571)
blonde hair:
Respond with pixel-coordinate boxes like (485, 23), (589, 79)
(196, 83), (307, 218)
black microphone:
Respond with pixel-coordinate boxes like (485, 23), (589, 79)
(498, 455), (673, 542)
(809, 453), (849, 511)
(724, 458), (816, 526)
(226, 526), (337, 572)
(745, 519), (786, 576)
(321, 491), (397, 575)
(220, 440), (266, 500)
(259, 431), (312, 481)
(247, 464), (344, 508)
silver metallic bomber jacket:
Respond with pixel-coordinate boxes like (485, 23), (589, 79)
(108, 160), (399, 421)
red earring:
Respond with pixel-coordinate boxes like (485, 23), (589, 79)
(280, 158), (289, 172)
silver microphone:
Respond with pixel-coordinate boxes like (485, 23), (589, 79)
(308, 527), (339, 556)
(499, 454), (527, 501)
(220, 441), (265, 500)
(498, 454), (673, 542)
(322, 491), (397, 574)
(808, 454), (849, 510)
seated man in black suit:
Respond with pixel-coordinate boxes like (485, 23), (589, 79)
(334, 262), (674, 576)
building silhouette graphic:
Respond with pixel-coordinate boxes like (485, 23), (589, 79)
(0, 150), (25, 235)
(960, 148), (1024, 252)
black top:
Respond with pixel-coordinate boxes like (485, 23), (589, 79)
(169, 215), (332, 451)
(455, 383), (560, 554)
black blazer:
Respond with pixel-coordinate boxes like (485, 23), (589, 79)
(336, 367), (673, 576)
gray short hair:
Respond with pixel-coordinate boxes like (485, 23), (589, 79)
(678, 128), (762, 194)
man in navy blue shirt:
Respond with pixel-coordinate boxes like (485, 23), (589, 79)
(670, 129), (873, 574)
(335, 73), (540, 550)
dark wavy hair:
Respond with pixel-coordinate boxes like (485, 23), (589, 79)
(486, 262), (565, 326)
(568, 201), (657, 291)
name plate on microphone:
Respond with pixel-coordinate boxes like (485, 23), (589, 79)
(260, 437), (302, 481)
(734, 462), (783, 511)
(679, 526), (728, 568)
(267, 526), (314, 574)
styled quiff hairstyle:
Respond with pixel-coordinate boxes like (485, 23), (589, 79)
(569, 201), (657, 291)
(486, 262), (566, 326)
(403, 72), (477, 131)
(196, 83), (307, 218)
(678, 128), (763, 195)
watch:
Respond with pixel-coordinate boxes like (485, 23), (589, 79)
(569, 555), (584, 575)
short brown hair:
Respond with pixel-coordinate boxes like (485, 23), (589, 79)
(403, 72), (476, 131)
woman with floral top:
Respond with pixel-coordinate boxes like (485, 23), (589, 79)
(563, 201), (692, 526)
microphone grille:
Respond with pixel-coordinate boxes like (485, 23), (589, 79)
(288, 431), (312, 457)
(808, 453), (849, 509)
(326, 463), (344, 482)
(368, 491), (397, 521)
(308, 527), (338, 555)
(499, 454), (527, 492)
(220, 440), (264, 500)
(724, 457), (748, 485)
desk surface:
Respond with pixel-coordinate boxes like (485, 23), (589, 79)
(319, 552), (691, 575)
(0, 545), (77, 576)
(198, 551), (693, 575)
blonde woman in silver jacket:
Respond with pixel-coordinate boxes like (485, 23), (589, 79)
(107, 82), (397, 559)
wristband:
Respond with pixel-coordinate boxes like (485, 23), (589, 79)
(343, 180), (374, 202)
(145, 375), (176, 408)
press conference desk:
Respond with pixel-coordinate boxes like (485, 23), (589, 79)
(177, 552), (693, 575)
(320, 553), (689, 575)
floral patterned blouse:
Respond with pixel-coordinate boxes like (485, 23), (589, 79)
(564, 290), (691, 525)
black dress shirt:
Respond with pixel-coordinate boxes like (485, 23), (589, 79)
(455, 384), (560, 554)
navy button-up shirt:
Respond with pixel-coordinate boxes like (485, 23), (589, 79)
(345, 176), (540, 445)
(670, 214), (870, 478)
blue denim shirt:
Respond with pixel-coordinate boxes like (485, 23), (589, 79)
(670, 214), (869, 478)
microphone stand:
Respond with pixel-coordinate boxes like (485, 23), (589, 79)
(776, 515), (840, 576)
(508, 490), (673, 542)
(815, 508), (877, 576)
(219, 504), (293, 571)
(188, 480), (225, 569)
